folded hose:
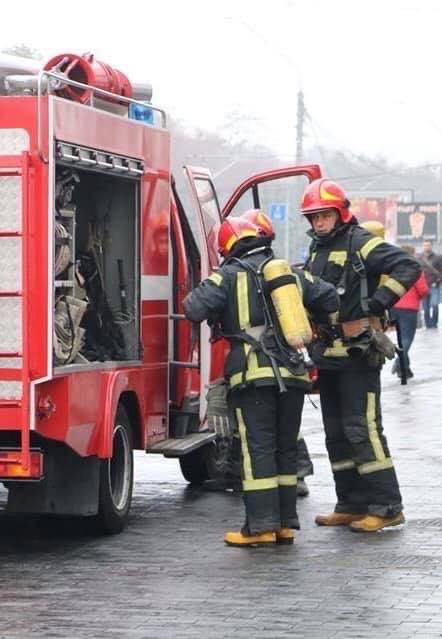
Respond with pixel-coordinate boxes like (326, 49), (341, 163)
(53, 296), (87, 365)
(54, 221), (71, 276)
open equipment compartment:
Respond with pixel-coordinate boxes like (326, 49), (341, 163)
(53, 148), (140, 368)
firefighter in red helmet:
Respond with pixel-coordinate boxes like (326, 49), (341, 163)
(241, 208), (275, 239)
(183, 214), (339, 546)
(241, 209), (314, 495)
(300, 178), (421, 532)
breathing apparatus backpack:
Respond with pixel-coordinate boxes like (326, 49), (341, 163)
(223, 253), (312, 392)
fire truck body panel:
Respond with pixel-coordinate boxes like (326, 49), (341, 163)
(0, 89), (178, 521)
(168, 194), (200, 417)
(0, 99), (50, 387)
(182, 165), (223, 423)
(51, 95), (171, 456)
(36, 367), (150, 458)
(0, 95), (172, 452)
(52, 97), (169, 165)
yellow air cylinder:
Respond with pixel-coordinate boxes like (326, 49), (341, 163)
(262, 259), (312, 349)
(360, 220), (385, 239)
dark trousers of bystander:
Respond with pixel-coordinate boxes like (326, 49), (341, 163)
(389, 308), (418, 375)
(423, 288), (439, 328)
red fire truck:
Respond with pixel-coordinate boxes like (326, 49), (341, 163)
(0, 52), (321, 532)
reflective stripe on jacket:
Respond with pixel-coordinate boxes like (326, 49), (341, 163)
(306, 223), (421, 322)
(306, 223), (421, 367)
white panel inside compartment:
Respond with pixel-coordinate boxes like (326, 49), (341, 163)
(0, 298), (22, 352)
(0, 176), (22, 232)
(0, 359), (22, 400)
(0, 357), (22, 368)
(0, 381), (22, 400)
(0, 237), (21, 291)
(0, 128), (30, 154)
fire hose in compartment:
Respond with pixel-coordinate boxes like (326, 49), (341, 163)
(54, 221), (71, 276)
(53, 164), (137, 366)
(53, 296), (87, 365)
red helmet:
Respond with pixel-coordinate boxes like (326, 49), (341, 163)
(241, 209), (274, 238)
(218, 217), (260, 258)
(300, 178), (352, 224)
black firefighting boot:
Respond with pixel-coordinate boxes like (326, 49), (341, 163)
(349, 512), (405, 533)
(315, 512), (366, 526)
(296, 478), (309, 497)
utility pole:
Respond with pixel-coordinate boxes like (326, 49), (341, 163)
(293, 90), (306, 262)
(296, 90), (305, 164)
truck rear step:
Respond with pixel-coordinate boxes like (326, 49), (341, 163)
(149, 432), (216, 457)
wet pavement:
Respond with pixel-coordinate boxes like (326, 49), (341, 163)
(1, 327), (442, 638)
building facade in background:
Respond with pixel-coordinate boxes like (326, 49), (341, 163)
(348, 196), (441, 252)
(349, 197), (398, 243)
(396, 203), (440, 251)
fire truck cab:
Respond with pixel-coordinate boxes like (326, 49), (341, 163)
(0, 53), (321, 532)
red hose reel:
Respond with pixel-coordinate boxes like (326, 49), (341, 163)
(43, 52), (133, 104)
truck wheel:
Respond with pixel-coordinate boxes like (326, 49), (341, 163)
(205, 437), (233, 480)
(179, 447), (209, 484)
(97, 405), (133, 534)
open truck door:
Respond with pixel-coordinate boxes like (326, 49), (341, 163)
(223, 165), (322, 216)
(223, 164), (322, 264)
(150, 166), (225, 485)
(183, 166), (223, 425)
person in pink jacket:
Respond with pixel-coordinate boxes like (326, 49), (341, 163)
(390, 245), (429, 379)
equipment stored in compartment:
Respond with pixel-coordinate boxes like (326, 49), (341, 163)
(53, 158), (139, 366)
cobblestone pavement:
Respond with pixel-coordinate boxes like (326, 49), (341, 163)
(1, 328), (442, 638)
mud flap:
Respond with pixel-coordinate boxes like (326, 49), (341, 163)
(7, 439), (100, 516)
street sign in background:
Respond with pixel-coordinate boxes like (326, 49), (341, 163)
(269, 202), (288, 222)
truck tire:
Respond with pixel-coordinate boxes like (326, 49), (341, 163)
(179, 438), (236, 485)
(96, 405), (133, 534)
(205, 438), (232, 481)
(179, 447), (209, 484)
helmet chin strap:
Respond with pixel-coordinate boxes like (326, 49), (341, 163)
(313, 220), (345, 242)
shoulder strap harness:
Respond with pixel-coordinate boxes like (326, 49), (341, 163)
(336, 226), (370, 315)
(217, 255), (306, 392)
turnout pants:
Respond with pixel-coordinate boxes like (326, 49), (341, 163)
(297, 434), (314, 479)
(319, 364), (403, 517)
(228, 384), (305, 534)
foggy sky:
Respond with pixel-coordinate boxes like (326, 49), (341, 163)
(2, 0), (441, 165)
